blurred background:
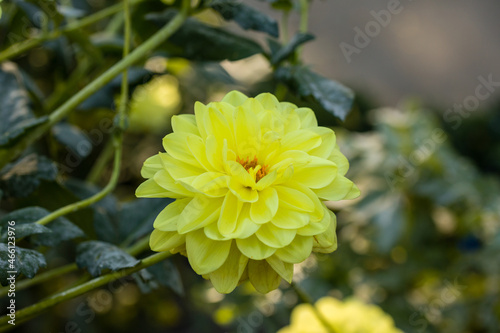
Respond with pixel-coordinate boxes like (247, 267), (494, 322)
(0, 0), (499, 332)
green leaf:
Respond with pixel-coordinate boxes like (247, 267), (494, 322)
(0, 244), (46, 285)
(76, 241), (140, 277)
(52, 122), (93, 159)
(0, 63), (48, 147)
(118, 198), (172, 247)
(0, 223), (50, 241)
(0, 154), (57, 198)
(146, 259), (184, 296)
(0, 206), (85, 246)
(209, 0), (279, 37)
(147, 10), (264, 61)
(276, 65), (354, 121)
(270, 32), (315, 65)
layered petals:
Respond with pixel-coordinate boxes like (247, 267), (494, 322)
(137, 91), (359, 294)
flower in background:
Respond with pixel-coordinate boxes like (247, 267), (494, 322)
(278, 297), (402, 333)
(136, 91), (359, 293)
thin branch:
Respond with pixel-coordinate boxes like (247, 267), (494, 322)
(0, 251), (172, 328)
(0, 0), (190, 170)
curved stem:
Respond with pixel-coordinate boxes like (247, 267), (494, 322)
(0, 233), (151, 298)
(0, 0), (190, 170)
(290, 281), (337, 333)
(0, 251), (172, 328)
(296, 0), (309, 58)
(0, 1), (128, 63)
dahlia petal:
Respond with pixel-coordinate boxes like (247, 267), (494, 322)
(191, 172), (229, 197)
(236, 235), (276, 260)
(171, 114), (199, 135)
(255, 170), (277, 191)
(292, 156), (338, 189)
(136, 178), (176, 198)
(313, 211), (337, 253)
(194, 101), (208, 138)
(153, 198), (191, 231)
(271, 206), (309, 229)
(248, 259), (281, 293)
(296, 107), (318, 129)
(297, 206), (331, 236)
(204, 222), (231, 241)
(275, 235), (313, 263)
(186, 133), (213, 171)
(158, 152), (205, 180)
(206, 106), (235, 148)
(229, 177), (258, 203)
(255, 92), (280, 110)
(163, 132), (201, 167)
(275, 185), (315, 212)
(177, 196), (222, 234)
(250, 187), (278, 224)
(209, 242), (248, 293)
(235, 100), (262, 157)
(140, 154), (162, 178)
(328, 145), (349, 176)
(218, 192), (243, 236)
(221, 90), (248, 107)
(205, 135), (225, 171)
(266, 255), (294, 283)
(281, 129), (321, 152)
(149, 229), (185, 252)
(314, 175), (360, 201)
(186, 229), (231, 274)
(308, 127), (336, 159)
(286, 181), (325, 222)
(256, 222), (296, 248)
(227, 204), (261, 239)
(153, 169), (193, 197)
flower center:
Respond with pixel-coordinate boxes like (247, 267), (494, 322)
(236, 155), (269, 182)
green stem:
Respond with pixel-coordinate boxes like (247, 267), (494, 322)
(0, 233), (151, 298)
(85, 138), (114, 184)
(0, 0), (190, 170)
(32, 0), (136, 227)
(296, 0), (309, 58)
(0, 251), (172, 328)
(290, 282), (337, 333)
(0, 0), (142, 63)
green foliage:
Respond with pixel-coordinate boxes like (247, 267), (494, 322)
(76, 241), (139, 277)
(0, 244), (46, 285)
(0, 65), (48, 147)
(209, 0), (279, 37)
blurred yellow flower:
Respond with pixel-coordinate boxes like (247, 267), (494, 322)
(136, 91), (359, 293)
(278, 297), (402, 333)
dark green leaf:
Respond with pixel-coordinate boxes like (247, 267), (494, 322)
(0, 206), (85, 246)
(270, 32), (314, 65)
(1, 223), (50, 241)
(209, 0), (279, 37)
(147, 259), (184, 296)
(372, 196), (405, 253)
(0, 154), (57, 198)
(275, 65), (354, 121)
(0, 63), (48, 147)
(0, 244), (46, 285)
(147, 10), (264, 61)
(52, 122), (93, 159)
(76, 241), (139, 277)
(118, 198), (172, 247)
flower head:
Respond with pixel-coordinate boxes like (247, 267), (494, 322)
(136, 91), (359, 293)
(278, 297), (402, 333)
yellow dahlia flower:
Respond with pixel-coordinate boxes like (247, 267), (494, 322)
(278, 297), (402, 333)
(136, 91), (359, 293)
